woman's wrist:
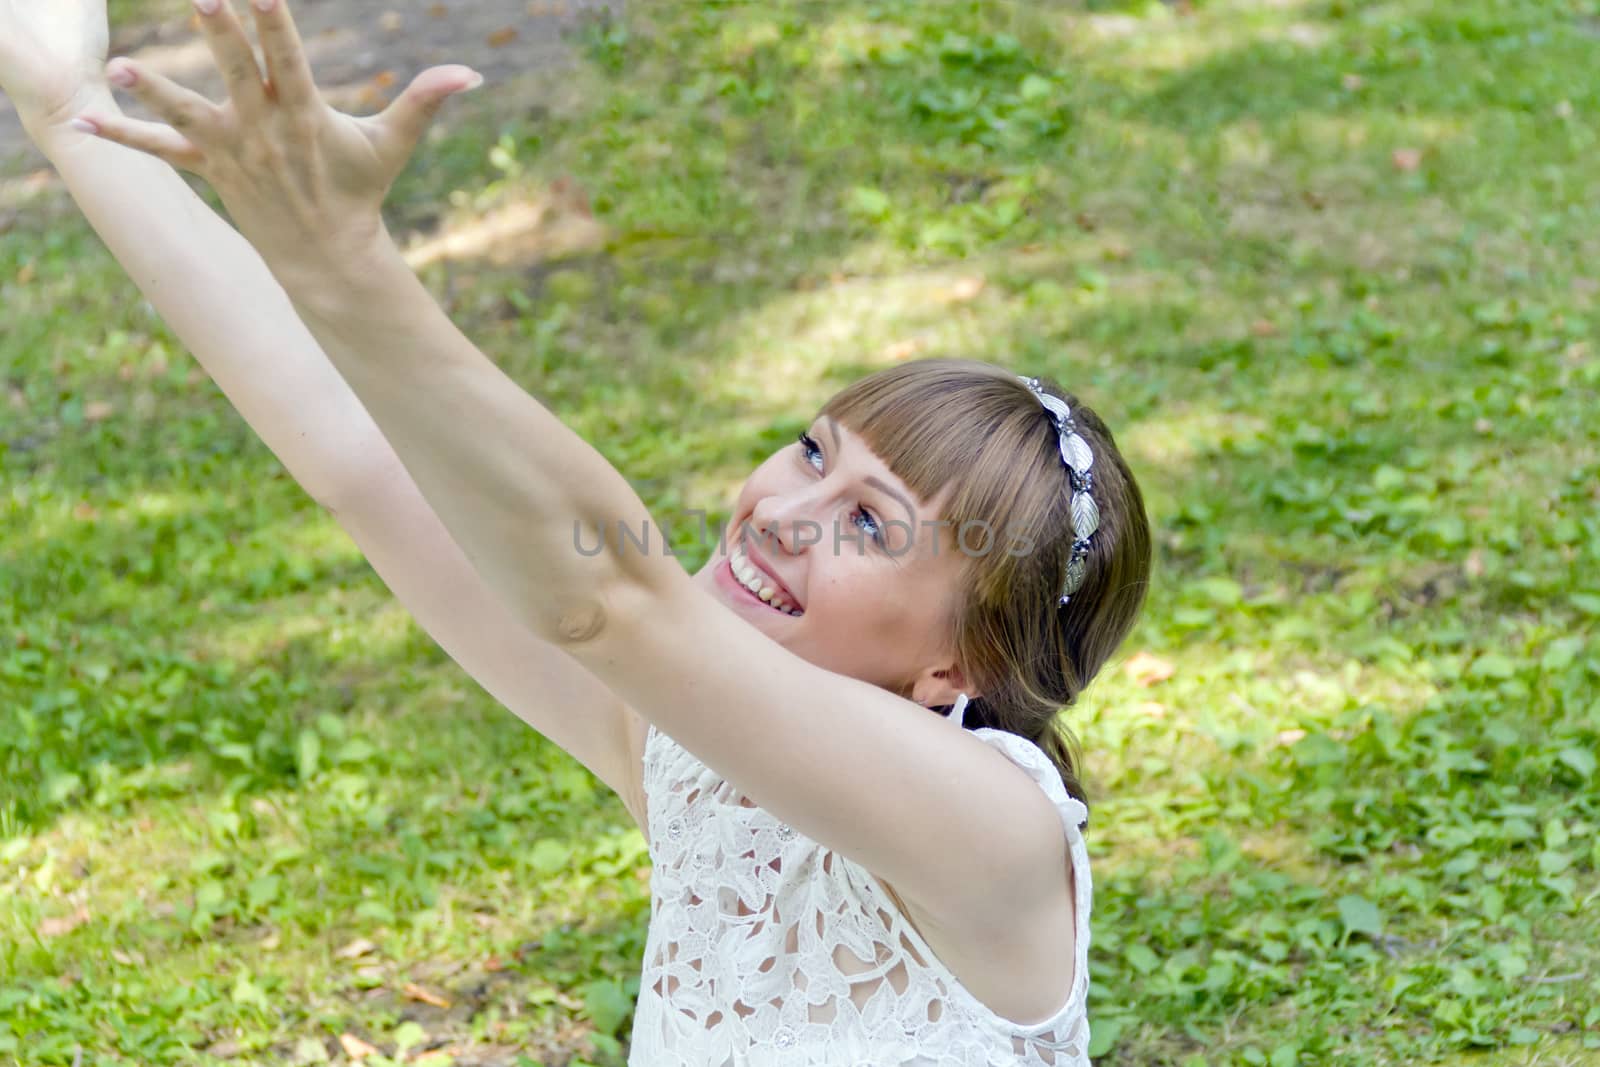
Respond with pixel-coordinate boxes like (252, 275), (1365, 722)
(268, 222), (410, 321)
(24, 85), (121, 156)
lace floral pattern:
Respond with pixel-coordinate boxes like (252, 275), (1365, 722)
(628, 723), (1093, 1066)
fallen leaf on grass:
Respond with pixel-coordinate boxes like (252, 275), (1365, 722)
(1391, 148), (1423, 172)
(38, 906), (91, 938)
(488, 26), (520, 47)
(335, 937), (377, 960)
(16, 262), (34, 284)
(402, 982), (451, 1009)
(1124, 651), (1176, 688)
(938, 276), (986, 304)
(338, 1033), (379, 1060)
(551, 175), (594, 218)
(372, 70), (397, 90)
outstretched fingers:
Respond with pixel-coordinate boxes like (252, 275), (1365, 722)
(246, 0), (317, 111)
(103, 59), (221, 147)
(189, 0), (272, 120)
(72, 111), (204, 169)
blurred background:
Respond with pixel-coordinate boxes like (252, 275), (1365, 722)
(2, 0), (1597, 1063)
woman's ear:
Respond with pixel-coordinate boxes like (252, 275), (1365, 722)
(909, 664), (979, 709)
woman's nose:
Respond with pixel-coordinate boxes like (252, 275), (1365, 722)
(748, 488), (827, 557)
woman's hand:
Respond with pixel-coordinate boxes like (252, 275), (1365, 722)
(0, 0), (112, 141)
(69, 0), (482, 283)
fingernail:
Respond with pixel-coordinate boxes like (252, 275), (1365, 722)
(69, 117), (98, 134)
(107, 63), (137, 88)
(253, 0), (277, 10)
(193, 0), (220, 14)
(461, 72), (485, 92)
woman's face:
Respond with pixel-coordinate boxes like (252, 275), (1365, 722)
(691, 415), (971, 701)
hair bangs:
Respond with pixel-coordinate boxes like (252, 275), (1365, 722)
(818, 359), (1066, 577)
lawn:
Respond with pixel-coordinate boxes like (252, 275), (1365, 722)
(2, 0), (1597, 1064)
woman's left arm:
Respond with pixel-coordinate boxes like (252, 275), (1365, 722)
(75, 0), (1069, 937)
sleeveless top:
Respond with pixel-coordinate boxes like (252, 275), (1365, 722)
(628, 699), (1093, 1066)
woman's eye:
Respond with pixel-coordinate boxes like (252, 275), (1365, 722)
(798, 431), (825, 472)
(854, 509), (884, 544)
(799, 432), (885, 547)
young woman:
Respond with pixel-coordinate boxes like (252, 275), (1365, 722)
(1, 1), (1150, 1062)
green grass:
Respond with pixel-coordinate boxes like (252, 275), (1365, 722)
(4, 0), (1599, 1063)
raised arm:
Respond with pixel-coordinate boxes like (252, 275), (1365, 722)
(61, 0), (1073, 951)
(6, 46), (647, 826)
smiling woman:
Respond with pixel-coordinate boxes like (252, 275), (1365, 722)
(0, 0), (1150, 1062)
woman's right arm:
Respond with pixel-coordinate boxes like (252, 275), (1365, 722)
(28, 111), (650, 831)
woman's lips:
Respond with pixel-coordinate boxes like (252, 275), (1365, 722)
(717, 555), (798, 616)
(736, 539), (802, 609)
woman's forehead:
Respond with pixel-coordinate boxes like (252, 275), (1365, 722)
(817, 414), (952, 515)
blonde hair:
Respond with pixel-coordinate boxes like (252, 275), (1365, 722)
(820, 359), (1151, 810)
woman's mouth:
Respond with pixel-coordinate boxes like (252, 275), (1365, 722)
(726, 543), (803, 617)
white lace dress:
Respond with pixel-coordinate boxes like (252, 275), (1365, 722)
(627, 702), (1093, 1066)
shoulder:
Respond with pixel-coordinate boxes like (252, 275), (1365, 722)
(970, 728), (1089, 833)
(876, 730), (1086, 1024)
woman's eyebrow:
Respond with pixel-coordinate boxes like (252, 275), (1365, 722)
(865, 476), (917, 524)
(822, 415), (842, 455)
(818, 417), (918, 523)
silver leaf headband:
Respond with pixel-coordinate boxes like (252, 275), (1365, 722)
(1019, 376), (1099, 607)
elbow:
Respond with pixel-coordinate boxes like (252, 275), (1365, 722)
(552, 595), (609, 645)
(542, 570), (655, 654)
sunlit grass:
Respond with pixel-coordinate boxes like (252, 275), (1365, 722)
(4, 0), (1598, 1062)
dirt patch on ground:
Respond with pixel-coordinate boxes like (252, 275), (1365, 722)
(0, 0), (618, 176)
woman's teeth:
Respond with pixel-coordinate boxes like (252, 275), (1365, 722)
(731, 545), (802, 616)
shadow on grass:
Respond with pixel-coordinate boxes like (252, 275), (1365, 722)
(1121, 0), (1593, 134)
(5, 0), (1599, 1059)
(6, 0), (1591, 863)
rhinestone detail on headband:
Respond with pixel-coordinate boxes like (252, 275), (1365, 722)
(1019, 376), (1099, 606)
